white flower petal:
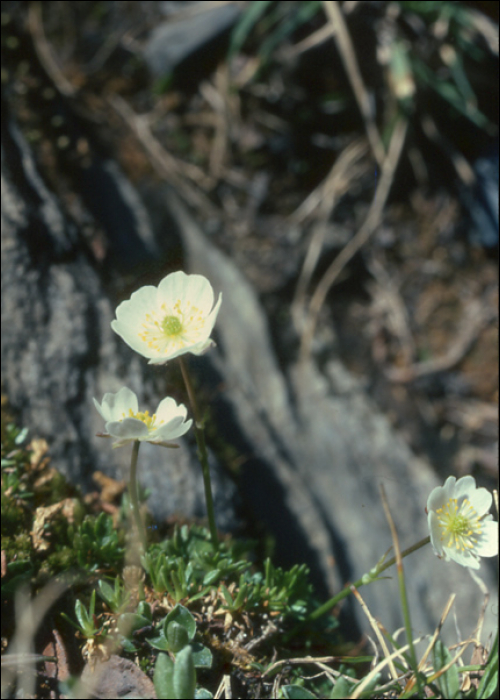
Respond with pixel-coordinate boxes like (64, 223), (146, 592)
(447, 548), (480, 569)
(188, 338), (216, 356)
(468, 487), (492, 516)
(110, 387), (139, 418)
(159, 271), (214, 315)
(453, 475), (476, 500)
(106, 417), (149, 440)
(112, 318), (160, 359)
(474, 520), (499, 557)
(427, 474), (498, 569)
(111, 271), (221, 363)
(427, 484), (446, 512)
(94, 387), (138, 422)
(93, 397), (108, 421)
(428, 511), (445, 556)
(151, 417), (192, 442)
(117, 286), (158, 322)
(155, 396), (185, 421)
(442, 475), (457, 500)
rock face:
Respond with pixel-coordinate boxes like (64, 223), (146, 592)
(2, 98), (497, 647)
(165, 191), (499, 642)
(1, 99), (239, 532)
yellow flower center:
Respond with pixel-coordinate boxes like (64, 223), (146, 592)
(138, 299), (207, 356)
(125, 409), (160, 429)
(436, 497), (481, 551)
(161, 315), (183, 337)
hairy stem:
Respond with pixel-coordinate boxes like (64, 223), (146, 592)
(129, 440), (148, 552)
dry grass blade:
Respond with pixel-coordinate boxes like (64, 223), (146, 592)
(292, 138), (369, 332)
(402, 593), (456, 696)
(299, 116), (408, 363)
(28, 1), (76, 97)
(1, 580), (67, 699)
(366, 253), (417, 367)
(385, 299), (497, 382)
(109, 94), (219, 217)
(349, 635), (426, 699)
(322, 1), (385, 165)
(350, 585), (398, 680)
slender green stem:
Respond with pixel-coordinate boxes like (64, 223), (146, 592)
(128, 440), (148, 552)
(380, 485), (422, 697)
(307, 536), (430, 623)
(178, 357), (219, 550)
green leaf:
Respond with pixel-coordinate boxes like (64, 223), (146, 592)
(167, 621), (190, 653)
(329, 677), (355, 699)
(202, 570), (220, 586)
(228, 0), (273, 59)
(74, 599), (92, 634)
(191, 642), (213, 669)
(220, 584), (235, 607)
(165, 605), (196, 641)
(173, 645), (197, 700)
(137, 601), (152, 621)
(147, 634), (170, 652)
(432, 640), (460, 699)
(412, 58), (491, 130)
(154, 652), (176, 700)
(280, 684), (318, 699)
(195, 689), (213, 699)
(117, 613), (151, 637)
(97, 579), (115, 603)
(14, 427), (29, 445)
(477, 631), (499, 699)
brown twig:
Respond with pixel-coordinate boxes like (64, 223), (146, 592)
(28, 1), (76, 97)
(322, 1), (385, 165)
(366, 253), (417, 368)
(200, 65), (234, 181)
(350, 586), (398, 680)
(299, 116), (408, 363)
(291, 138), (369, 333)
(386, 299), (497, 382)
(109, 94), (219, 217)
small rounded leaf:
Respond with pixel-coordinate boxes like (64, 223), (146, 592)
(164, 604), (196, 641)
(167, 621), (189, 653)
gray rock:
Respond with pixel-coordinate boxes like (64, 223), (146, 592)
(1, 106), (239, 531)
(166, 188), (499, 644)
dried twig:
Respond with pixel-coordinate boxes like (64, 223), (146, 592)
(28, 1), (76, 97)
(299, 116), (408, 363)
(214, 673), (233, 699)
(199, 65), (234, 181)
(366, 253), (417, 368)
(109, 94), (219, 217)
(421, 114), (476, 186)
(350, 586), (398, 680)
(322, 1), (385, 165)
(386, 299), (497, 382)
(291, 138), (369, 332)
(1, 582), (67, 699)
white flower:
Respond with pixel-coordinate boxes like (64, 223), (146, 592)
(111, 271), (222, 364)
(94, 387), (192, 448)
(427, 475), (498, 569)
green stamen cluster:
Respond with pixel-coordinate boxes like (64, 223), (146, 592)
(436, 498), (479, 551)
(162, 315), (183, 337)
